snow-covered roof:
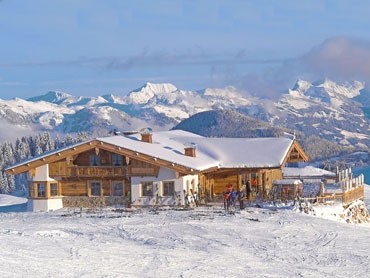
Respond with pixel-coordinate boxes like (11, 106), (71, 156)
(273, 179), (303, 185)
(5, 140), (90, 171)
(99, 130), (296, 171)
(283, 166), (336, 178)
(6, 130), (299, 173)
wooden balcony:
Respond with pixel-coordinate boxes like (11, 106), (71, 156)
(49, 165), (126, 178)
(130, 166), (159, 176)
(49, 164), (159, 178)
(70, 166), (126, 177)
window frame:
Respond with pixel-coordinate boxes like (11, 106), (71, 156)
(111, 153), (123, 166)
(141, 182), (153, 197)
(162, 181), (175, 197)
(112, 182), (124, 196)
(90, 181), (102, 196)
(50, 182), (58, 197)
(37, 183), (46, 197)
(89, 155), (100, 166)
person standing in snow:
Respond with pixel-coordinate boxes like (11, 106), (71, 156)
(230, 188), (237, 208)
(223, 183), (231, 210)
(238, 184), (245, 210)
(223, 190), (229, 210)
(246, 179), (252, 200)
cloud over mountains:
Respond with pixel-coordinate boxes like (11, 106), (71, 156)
(302, 37), (370, 82)
(239, 37), (370, 99)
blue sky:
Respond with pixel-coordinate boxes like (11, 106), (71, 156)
(1, 0), (370, 99)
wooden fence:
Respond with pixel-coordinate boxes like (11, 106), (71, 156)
(342, 185), (364, 205)
(301, 169), (364, 206)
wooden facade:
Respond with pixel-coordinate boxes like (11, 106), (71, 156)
(29, 149), (164, 199)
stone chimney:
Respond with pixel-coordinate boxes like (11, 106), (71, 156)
(184, 143), (197, 157)
(141, 133), (153, 143)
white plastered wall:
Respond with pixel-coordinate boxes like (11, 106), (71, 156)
(27, 198), (63, 212)
(32, 164), (57, 182)
(27, 164), (63, 212)
(130, 167), (198, 206)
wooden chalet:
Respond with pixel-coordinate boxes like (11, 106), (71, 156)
(5, 130), (308, 211)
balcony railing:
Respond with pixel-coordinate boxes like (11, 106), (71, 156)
(49, 165), (158, 178)
(70, 166), (126, 177)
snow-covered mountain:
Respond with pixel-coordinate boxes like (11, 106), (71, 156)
(0, 82), (257, 140)
(1, 80), (370, 152)
(273, 79), (369, 148)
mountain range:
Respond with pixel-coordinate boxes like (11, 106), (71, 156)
(1, 79), (370, 160)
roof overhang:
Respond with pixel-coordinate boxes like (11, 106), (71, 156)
(5, 139), (197, 176)
(282, 140), (309, 165)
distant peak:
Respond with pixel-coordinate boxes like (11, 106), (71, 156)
(127, 82), (178, 104)
(27, 91), (73, 103)
(44, 91), (72, 99)
(292, 80), (312, 93)
(133, 82), (178, 93)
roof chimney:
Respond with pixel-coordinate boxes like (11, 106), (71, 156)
(139, 127), (153, 143)
(184, 143), (197, 157)
(141, 133), (152, 143)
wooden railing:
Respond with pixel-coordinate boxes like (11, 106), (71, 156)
(342, 185), (364, 205)
(49, 164), (159, 178)
(70, 166), (126, 177)
(300, 193), (343, 204)
(338, 173), (365, 205)
(300, 170), (364, 206)
(130, 167), (157, 176)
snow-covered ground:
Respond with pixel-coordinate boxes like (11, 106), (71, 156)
(0, 194), (27, 207)
(1, 189), (370, 277)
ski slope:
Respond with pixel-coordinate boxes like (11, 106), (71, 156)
(0, 190), (369, 277)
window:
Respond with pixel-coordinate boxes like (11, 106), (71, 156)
(113, 182), (123, 196)
(112, 154), (123, 166)
(37, 183), (46, 197)
(162, 181), (175, 196)
(141, 182), (153, 197)
(90, 182), (101, 196)
(89, 155), (100, 166)
(50, 183), (58, 196)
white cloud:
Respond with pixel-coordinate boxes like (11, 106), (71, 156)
(301, 37), (370, 82)
(237, 37), (370, 98)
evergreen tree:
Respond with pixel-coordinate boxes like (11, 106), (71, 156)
(0, 171), (6, 193)
(2, 143), (15, 166)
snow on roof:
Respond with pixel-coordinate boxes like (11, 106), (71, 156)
(273, 179), (303, 185)
(7, 130), (296, 172)
(99, 130), (295, 171)
(98, 130), (217, 171)
(284, 166), (336, 178)
(4, 140), (89, 171)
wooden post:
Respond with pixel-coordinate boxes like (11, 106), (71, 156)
(46, 182), (50, 198)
